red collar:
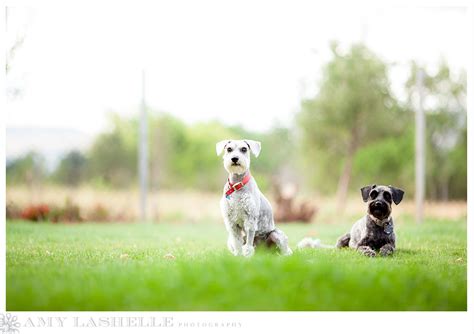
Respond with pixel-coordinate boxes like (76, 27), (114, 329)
(225, 174), (252, 198)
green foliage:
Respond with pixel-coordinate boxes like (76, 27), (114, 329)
(444, 128), (467, 199)
(298, 43), (407, 195)
(406, 62), (467, 200)
(148, 113), (190, 189)
(86, 114), (138, 187)
(148, 115), (251, 190)
(255, 125), (296, 175)
(6, 151), (47, 185)
(79, 112), (295, 191)
(9, 43), (465, 200)
(7, 219), (466, 310)
(353, 128), (415, 193)
(299, 43), (401, 152)
(84, 113), (237, 190)
(180, 121), (239, 189)
(296, 45), (466, 200)
(52, 150), (87, 186)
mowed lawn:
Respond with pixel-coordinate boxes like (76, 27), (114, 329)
(6, 217), (466, 311)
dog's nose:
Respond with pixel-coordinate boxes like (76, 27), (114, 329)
(374, 201), (383, 207)
(231, 157), (239, 163)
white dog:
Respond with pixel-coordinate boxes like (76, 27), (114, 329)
(216, 139), (292, 257)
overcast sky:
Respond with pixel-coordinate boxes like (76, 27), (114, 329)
(6, 3), (468, 135)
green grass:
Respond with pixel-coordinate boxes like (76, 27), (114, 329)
(7, 218), (467, 311)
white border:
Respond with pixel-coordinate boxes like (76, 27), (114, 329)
(0, 312), (471, 334)
(2, 0), (8, 313)
(2, 1), (473, 333)
(466, 0), (473, 328)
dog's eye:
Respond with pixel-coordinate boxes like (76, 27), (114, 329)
(226, 147), (233, 153)
(369, 190), (378, 199)
(240, 147), (247, 153)
(383, 191), (392, 202)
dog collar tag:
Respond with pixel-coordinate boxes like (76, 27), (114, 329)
(383, 222), (393, 235)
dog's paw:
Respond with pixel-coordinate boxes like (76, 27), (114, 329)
(365, 249), (376, 257)
(242, 245), (255, 257)
(379, 246), (394, 257)
(282, 247), (293, 256)
(230, 248), (242, 256)
(359, 246), (376, 257)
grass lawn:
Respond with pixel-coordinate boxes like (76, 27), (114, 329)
(6, 217), (467, 311)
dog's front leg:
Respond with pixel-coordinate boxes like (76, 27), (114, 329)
(379, 243), (395, 256)
(242, 219), (257, 257)
(357, 245), (376, 257)
(356, 237), (376, 257)
(226, 223), (244, 256)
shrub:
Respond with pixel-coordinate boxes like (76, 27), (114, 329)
(49, 199), (82, 223)
(87, 204), (110, 222)
(20, 204), (50, 222)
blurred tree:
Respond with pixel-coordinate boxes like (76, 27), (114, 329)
(6, 151), (47, 186)
(353, 128), (415, 195)
(445, 127), (467, 199)
(406, 62), (466, 200)
(84, 112), (245, 190)
(53, 150), (87, 186)
(148, 116), (296, 191)
(149, 113), (190, 189)
(86, 114), (138, 187)
(257, 126), (296, 175)
(298, 43), (405, 209)
(182, 121), (238, 190)
(254, 125), (299, 191)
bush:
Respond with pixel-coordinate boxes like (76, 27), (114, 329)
(20, 204), (50, 222)
(87, 204), (110, 222)
(49, 199), (82, 223)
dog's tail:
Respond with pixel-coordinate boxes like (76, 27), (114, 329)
(297, 237), (335, 249)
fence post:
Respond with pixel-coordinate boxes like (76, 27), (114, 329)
(139, 69), (148, 222)
(415, 69), (425, 224)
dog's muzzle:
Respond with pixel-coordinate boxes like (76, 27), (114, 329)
(369, 201), (390, 219)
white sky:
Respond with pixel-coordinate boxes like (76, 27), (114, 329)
(6, 3), (468, 135)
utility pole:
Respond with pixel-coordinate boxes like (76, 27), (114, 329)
(139, 69), (148, 222)
(415, 69), (425, 224)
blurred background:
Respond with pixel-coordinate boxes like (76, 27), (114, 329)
(5, 4), (467, 224)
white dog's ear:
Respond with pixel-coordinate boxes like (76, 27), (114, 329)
(244, 140), (261, 157)
(216, 140), (230, 156)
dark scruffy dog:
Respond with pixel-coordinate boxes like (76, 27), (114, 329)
(336, 184), (404, 257)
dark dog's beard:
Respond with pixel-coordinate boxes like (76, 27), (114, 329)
(369, 202), (390, 220)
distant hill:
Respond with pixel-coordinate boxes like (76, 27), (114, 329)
(6, 127), (93, 170)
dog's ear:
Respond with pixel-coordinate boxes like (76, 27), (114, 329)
(389, 186), (405, 205)
(361, 184), (376, 202)
(216, 140), (231, 156)
(244, 140), (261, 157)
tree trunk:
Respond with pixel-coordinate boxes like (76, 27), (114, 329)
(336, 128), (359, 212)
